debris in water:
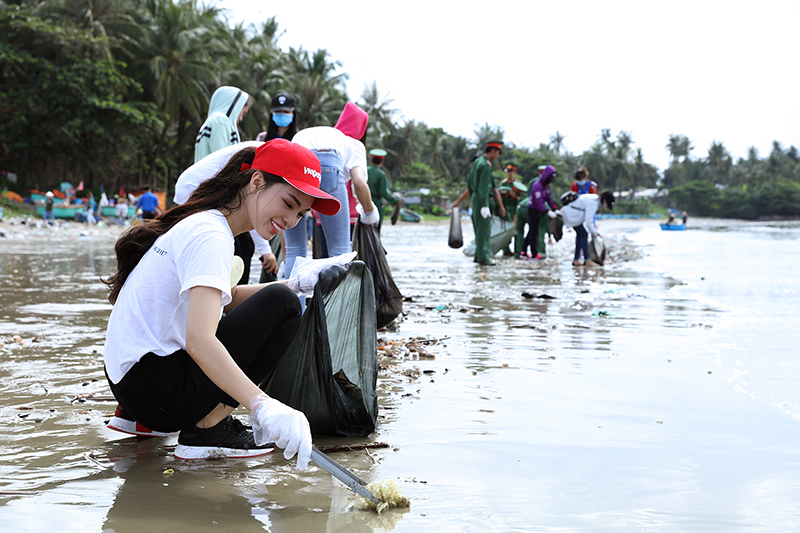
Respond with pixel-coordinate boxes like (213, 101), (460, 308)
(521, 292), (556, 299)
(356, 479), (410, 513)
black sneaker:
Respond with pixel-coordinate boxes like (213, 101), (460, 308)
(174, 415), (275, 460)
(107, 404), (174, 438)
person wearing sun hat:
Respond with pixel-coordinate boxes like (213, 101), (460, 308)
(465, 140), (504, 265)
(366, 148), (401, 229)
(104, 139), (346, 466)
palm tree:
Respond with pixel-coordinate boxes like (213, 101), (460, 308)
(473, 123), (504, 154)
(284, 47), (348, 128)
(706, 141), (731, 185)
(359, 81), (397, 145)
(549, 131), (566, 154)
(666, 134), (693, 163)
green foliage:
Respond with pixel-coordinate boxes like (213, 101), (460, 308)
(0, 8), (160, 189)
(2, 3), (797, 221)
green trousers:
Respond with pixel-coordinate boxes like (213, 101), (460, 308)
(471, 194), (492, 264)
(515, 204), (528, 255)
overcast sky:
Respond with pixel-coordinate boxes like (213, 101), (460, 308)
(222, 0), (798, 171)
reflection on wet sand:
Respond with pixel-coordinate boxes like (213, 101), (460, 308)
(3, 218), (800, 531)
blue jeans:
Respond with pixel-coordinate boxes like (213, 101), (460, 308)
(574, 224), (590, 261)
(283, 149), (350, 310)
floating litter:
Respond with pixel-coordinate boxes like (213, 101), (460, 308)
(356, 479), (411, 514)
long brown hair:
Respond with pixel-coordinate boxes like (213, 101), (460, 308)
(103, 145), (283, 304)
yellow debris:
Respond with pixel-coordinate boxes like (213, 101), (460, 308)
(356, 479), (410, 514)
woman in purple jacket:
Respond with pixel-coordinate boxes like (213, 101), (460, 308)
(522, 165), (559, 259)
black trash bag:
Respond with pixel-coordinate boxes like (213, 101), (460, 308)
(351, 219), (403, 329)
(550, 214), (564, 242)
(262, 261), (378, 437)
(590, 234), (606, 265)
(448, 206), (463, 248)
(390, 203), (401, 225)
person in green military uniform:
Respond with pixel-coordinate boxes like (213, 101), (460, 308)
(497, 163), (527, 256)
(366, 148), (401, 231)
(465, 140), (504, 265)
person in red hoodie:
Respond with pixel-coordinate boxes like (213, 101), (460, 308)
(283, 102), (378, 309)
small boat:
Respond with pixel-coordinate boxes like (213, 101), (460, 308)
(660, 224), (686, 231)
(399, 208), (422, 223)
(101, 206), (137, 217)
(36, 205), (83, 219)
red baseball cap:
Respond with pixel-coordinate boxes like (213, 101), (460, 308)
(242, 139), (341, 216)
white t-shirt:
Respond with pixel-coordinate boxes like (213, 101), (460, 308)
(103, 210), (234, 384)
(291, 126), (367, 182)
(561, 194), (601, 236)
(173, 141), (271, 255)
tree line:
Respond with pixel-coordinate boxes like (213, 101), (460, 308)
(1, 1), (797, 219)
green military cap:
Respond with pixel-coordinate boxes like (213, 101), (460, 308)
(486, 140), (504, 150)
(369, 148), (388, 158)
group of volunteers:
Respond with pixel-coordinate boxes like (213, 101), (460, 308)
(455, 139), (615, 267)
(102, 86), (395, 470)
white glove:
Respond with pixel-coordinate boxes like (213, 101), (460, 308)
(356, 202), (380, 225)
(250, 393), (312, 470)
(286, 251), (356, 294)
(547, 210), (557, 219)
(480, 206), (491, 219)
(277, 261), (285, 280)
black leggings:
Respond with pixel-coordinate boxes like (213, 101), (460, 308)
(108, 284), (302, 432)
(523, 207), (545, 255)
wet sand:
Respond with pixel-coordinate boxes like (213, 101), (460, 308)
(1, 216), (799, 532)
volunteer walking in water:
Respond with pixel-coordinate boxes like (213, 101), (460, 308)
(102, 140), (343, 468)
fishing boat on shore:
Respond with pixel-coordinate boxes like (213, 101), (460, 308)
(660, 223), (686, 231)
(399, 208), (422, 223)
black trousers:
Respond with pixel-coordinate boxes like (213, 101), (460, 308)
(523, 207), (545, 255)
(108, 284), (302, 432)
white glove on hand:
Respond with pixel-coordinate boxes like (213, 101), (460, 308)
(250, 393), (312, 470)
(286, 251), (357, 294)
(277, 261), (285, 280)
(480, 206), (491, 219)
(356, 202), (380, 225)
(547, 210), (557, 219)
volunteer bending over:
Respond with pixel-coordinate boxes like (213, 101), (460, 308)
(102, 140), (344, 468)
(560, 190), (615, 267)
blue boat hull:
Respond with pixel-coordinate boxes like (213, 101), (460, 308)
(660, 224), (686, 231)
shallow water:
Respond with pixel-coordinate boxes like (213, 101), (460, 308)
(1, 218), (799, 532)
